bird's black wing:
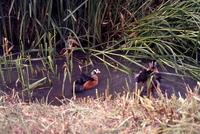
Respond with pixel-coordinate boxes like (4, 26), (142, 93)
(136, 69), (152, 82)
(74, 84), (85, 93)
(79, 73), (94, 83)
(73, 72), (95, 93)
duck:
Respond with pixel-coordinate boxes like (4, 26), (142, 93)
(135, 60), (161, 97)
(74, 66), (101, 93)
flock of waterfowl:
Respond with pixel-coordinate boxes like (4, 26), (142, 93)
(74, 60), (161, 98)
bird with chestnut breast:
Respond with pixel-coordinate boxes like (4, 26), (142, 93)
(74, 68), (101, 93)
(135, 60), (161, 97)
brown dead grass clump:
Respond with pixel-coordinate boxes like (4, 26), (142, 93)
(0, 85), (200, 134)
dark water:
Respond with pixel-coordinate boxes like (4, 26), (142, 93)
(0, 54), (197, 105)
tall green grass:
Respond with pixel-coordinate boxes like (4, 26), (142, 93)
(0, 0), (200, 89)
(89, 0), (200, 80)
(0, 0), (87, 90)
(124, 0), (200, 80)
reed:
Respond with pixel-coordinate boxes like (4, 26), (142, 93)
(0, 0), (200, 91)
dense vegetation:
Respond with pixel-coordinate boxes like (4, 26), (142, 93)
(0, 1), (200, 133)
(0, 0), (200, 80)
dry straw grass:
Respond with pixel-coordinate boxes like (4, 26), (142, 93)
(0, 83), (200, 134)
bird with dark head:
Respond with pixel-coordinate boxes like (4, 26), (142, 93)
(135, 60), (161, 97)
(74, 67), (101, 93)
